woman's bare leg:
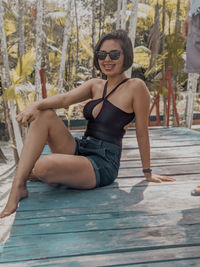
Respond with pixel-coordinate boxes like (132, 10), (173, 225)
(0, 110), (96, 218)
(32, 153), (96, 189)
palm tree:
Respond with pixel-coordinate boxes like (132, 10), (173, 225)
(91, 0), (96, 77)
(18, 0), (25, 57)
(74, 0), (79, 84)
(0, 0), (23, 161)
(116, 0), (122, 29)
(126, 0), (138, 78)
(35, 0), (44, 101)
(121, 0), (127, 30)
(57, 0), (72, 93)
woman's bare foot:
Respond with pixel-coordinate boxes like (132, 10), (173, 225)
(0, 184), (28, 218)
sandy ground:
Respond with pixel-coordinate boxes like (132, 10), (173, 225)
(0, 142), (16, 246)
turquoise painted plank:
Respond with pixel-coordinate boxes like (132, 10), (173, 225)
(12, 204), (200, 224)
(25, 173), (200, 193)
(1, 126), (200, 265)
(10, 208), (200, 237)
(13, 204), (200, 224)
(1, 225), (200, 262)
(1, 246), (200, 266)
(10, 182), (200, 215)
(137, 259), (200, 267)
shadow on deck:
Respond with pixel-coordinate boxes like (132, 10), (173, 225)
(1, 127), (200, 266)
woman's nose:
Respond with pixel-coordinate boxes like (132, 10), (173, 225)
(104, 54), (111, 61)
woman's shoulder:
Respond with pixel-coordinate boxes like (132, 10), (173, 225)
(89, 78), (106, 93)
(89, 78), (105, 86)
(127, 78), (147, 88)
(126, 78), (148, 95)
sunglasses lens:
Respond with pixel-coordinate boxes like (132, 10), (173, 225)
(109, 50), (120, 60)
(96, 50), (121, 60)
(97, 51), (107, 60)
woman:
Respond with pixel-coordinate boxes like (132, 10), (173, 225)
(0, 30), (175, 218)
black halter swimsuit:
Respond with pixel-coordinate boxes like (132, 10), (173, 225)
(83, 79), (135, 147)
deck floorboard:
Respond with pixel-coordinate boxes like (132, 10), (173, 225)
(0, 127), (200, 266)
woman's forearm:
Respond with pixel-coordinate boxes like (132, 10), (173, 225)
(35, 93), (68, 110)
(136, 131), (151, 170)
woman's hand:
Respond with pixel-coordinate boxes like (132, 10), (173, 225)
(144, 173), (176, 183)
(16, 103), (39, 127)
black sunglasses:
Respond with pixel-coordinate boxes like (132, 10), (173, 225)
(96, 50), (121, 60)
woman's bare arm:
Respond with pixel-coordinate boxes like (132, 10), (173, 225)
(132, 79), (151, 171)
(132, 79), (175, 183)
(16, 78), (95, 126)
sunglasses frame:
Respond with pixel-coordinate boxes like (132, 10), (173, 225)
(96, 50), (121, 60)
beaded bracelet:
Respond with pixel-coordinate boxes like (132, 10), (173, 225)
(143, 168), (152, 173)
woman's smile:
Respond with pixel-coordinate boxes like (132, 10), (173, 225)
(98, 40), (124, 77)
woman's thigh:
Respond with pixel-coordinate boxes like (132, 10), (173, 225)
(33, 153), (96, 189)
(38, 109), (76, 155)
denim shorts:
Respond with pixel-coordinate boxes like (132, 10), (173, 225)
(75, 136), (122, 188)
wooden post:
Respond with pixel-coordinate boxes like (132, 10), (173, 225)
(149, 67), (179, 127)
(167, 67), (180, 127)
(40, 69), (47, 98)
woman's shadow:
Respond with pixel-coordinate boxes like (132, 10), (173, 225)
(17, 179), (149, 214)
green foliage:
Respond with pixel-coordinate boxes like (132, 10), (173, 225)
(11, 48), (36, 85)
(4, 18), (16, 36)
(0, 0), (190, 116)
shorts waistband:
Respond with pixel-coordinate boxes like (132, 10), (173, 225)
(82, 136), (122, 153)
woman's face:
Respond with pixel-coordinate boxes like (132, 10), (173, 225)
(98, 40), (124, 77)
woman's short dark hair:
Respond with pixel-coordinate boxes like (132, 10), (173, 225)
(94, 29), (133, 72)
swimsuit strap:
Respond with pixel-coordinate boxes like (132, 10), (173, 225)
(102, 78), (129, 99)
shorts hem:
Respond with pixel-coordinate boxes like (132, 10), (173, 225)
(87, 156), (101, 188)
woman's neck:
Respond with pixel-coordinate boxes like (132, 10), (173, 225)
(106, 73), (127, 89)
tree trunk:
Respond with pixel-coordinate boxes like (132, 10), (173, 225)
(98, 0), (103, 40)
(121, 0), (127, 30)
(175, 0), (181, 39)
(0, 0), (23, 161)
(18, 0), (25, 57)
(74, 0), (79, 85)
(34, 0), (43, 101)
(116, 0), (122, 30)
(57, 0), (72, 93)
(162, 0), (167, 125)
(126, 0), (138, 78)
(148, 4), (160, 70)
(91, 0), (96, 78)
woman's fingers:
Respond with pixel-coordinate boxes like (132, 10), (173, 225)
(160, 176), (176, 182)
(146, 174), (176, 183)
(16, 112), (30, 125)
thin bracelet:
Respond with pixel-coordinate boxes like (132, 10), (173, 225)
(143, 168), (152, 173)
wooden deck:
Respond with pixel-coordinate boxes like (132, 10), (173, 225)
(1, 127), (200, 266)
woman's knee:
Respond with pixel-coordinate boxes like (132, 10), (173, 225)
(30, 110), (57, 127)
(37, 109), (57, 122)
(33, 156), (52, 181)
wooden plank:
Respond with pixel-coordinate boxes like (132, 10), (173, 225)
(1, 223), (200, 262)
(1, 127), (200, 266)
(120, 158), (200, 168)
(1, 246), (200, 266)
(118, 164), (200, 177)
(9, 207), (200, 236)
